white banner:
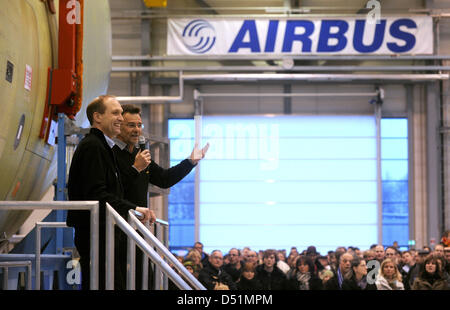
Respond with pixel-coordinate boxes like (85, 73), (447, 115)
(167, 17), (433, 56)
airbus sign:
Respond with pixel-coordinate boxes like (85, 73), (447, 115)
(168, 17), (433, 55)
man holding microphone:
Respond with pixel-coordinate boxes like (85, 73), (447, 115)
(112, 104), (209, 289)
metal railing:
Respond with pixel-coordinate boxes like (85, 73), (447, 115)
(0, 201), (99, 289)
(35, 221), (70, 290)
(105, 203), (205, 290)
(0, 261), (32, 290)
(128, 210), (206, 290)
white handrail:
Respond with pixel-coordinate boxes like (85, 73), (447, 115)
(128, 210), (206, 290)
(105, 203), (192, 290)
(0, 201), (99, 290)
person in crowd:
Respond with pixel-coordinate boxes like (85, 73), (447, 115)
(255, 249), (287, 290)
(400, 250), (415, 289)
(423, 245), (432, 253)
(237, 263), (262, 290)
(185, 249), (203, 278)
(276, 250), (291, 274)
(198, 250), (236, 290)
(327, 251), (337, 271)
(306, 246), (319, 261)
(290, 247), (299, 257)
(412, 254), (448, 290)
(194, 242), (210, 267)
(342, 256), (377, 290)
(183, 260), (196, 277)
(223, 248), (243, 282)
(315, 255), (330, 273)
(434, 244), (445, 257)
(375, 258), (404, 290)
(385, 246), (401, 270)
(374, 245), (385, 263)
(319, 269), (334, 288)
(363, 249), (376, 262)
(244, 250), (259, 266)
(287, 256), (323, 290)
(407, 249), (429, 289)
(325, 252), (354, 290)
(445, 247), (450, 270)
(436, 254), (450, 289)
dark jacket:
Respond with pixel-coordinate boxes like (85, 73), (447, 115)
(112, 144), (195, 207)
(287, 273), (323, 290)
(237, 276), (263, 290)
(198, 265), (237, 290)
(223, 263), (243, 283)
(412, 273), (449, 290)
(66, 128), (137, 289)
(255, 265), (287, 290)
(67, 128), (136, 230)
(324, 268), (346, 290)
(342, 275), (377, 290)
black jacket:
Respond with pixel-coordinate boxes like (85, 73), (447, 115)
(198, 265), (237, 290)
(237, 276), (263, 290)
(66, 128), (137, 289)
(342, 275), (377, 290)
(255, 265), (287, 290)
(112, 144), (195, 207)
(287, 273), (323, 290)
(67, 128), (136, 231)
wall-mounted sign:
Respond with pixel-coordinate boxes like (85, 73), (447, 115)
(168, 16), (433, 56)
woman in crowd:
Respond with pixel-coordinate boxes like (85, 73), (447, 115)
(237, 262), (262, 290)
(287, 256), (323, 290)
(375, 258), (405, 290)
(185, 249), (203, 278)
(342, 256), (377, 290)
(412, 254), (449, 290)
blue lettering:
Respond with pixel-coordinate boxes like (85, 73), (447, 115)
(229, 20), (261, 53)
(264, 20), (279, 52)
(353, 19), (386, 53)
(282, 20), (314, 53)
(387, 19), (417, 53)
(317, 20), (349, 52)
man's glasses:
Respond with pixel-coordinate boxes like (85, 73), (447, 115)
(125, 122), (144, 129)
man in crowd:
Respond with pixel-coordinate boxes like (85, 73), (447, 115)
(255, 249), (287, 290)
(198, 250), (236, 290)
(325, 252), (354, 290)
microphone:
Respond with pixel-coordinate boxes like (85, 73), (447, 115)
(138, 136), (146, 151)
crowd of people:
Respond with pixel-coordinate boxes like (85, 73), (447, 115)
(170, 240), (450, 290)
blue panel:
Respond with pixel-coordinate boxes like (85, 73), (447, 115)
(382, 181), (408, 203)
(381, 118), (409, 247)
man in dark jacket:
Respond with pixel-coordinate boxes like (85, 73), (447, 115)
(112, 104), (207, 289)
(67, 95), (154, 290)
(325, 252), (354, 290)
(198, 250), (237, 290)
(255, 249), (287, 290)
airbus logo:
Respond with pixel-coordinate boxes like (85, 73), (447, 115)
(182, 19), (216, 54)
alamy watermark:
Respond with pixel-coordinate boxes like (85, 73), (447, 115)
(366, 0), (381, 25)
(366, 260), (380, 284)
(66, 0), (81, 25)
